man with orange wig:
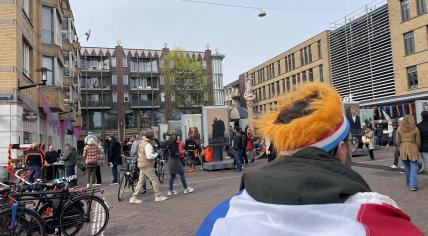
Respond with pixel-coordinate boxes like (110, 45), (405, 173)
(197, 84), (422, 236)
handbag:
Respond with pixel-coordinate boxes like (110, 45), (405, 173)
(362, 136), (370, 145)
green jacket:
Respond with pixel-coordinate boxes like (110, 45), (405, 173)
(63, 147), (78, 166)
(240, 147), (371, 205)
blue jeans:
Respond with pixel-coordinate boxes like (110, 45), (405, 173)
(65, 165), (76, 177)
(112, 164), (118, 183)
(28, 165), (41, 183)
(169, 173), (188, 191)
(234, 150), (243, 170)
(402, 159), (418, 189)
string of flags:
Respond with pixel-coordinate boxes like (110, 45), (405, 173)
(39, 93), (82, 138)
(364, 103), (414, 120)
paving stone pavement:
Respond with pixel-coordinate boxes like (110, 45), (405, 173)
(90, 148), (427, 235)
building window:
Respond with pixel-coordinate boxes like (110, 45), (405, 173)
(42, 56), (54, 85)
(123, 75), (128, 85)
(291, 54), (295, 70)
(161, 92), (165, 102)
(113, 92), (117, 103)
(112, 75), (117, 85)
(123, 58), (128, 67)
(276, 81), (280, 94)
(300, 49), (304, 67)
(271, 83), (275, 96)
(404, 31), (415, 55)
(296, 73), (301, 84)
(111, 57), (116, 67)
(317, 41), (322, 59)
(401, 0), (411, 21)
(124, 92), (129, 102)
(42, 6), (53, 44)
(308, 46), (312, 63)
(23, 42), (30, 78)
(302, 71), (307, 82)
(286, 77), (290, 91)
(171, 92), (176, 102)
(417, 0), (426, 15)
(22, 0), (30, 17)
(277, 61), (281, 75)
(407, 66), (418, 89)
(285, 58), (289, 73)
(319, 65), (324, 82)
(292, 75), (296, 88)
(308, 68), (314, 82)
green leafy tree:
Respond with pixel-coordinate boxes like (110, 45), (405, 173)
(161, 48), (212, 120)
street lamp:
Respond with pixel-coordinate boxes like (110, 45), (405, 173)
(138, 85), (143, 132)
(19, 67), (51, 90)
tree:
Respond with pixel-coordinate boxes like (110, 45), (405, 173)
(161, 48), (212, 120)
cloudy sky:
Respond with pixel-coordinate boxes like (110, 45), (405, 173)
(72, 0), (372, 85)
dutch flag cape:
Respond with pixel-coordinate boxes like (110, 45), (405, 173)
(197, 190), (423, 236)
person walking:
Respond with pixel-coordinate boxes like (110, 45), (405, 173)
(232, 127), (244, 171)
(363, 124), (375, 160)
(130, 134), (147, 194)
(83, 138), (98, 188)
(107, 134), (122, 185)
(417, 111), (428, 174)
(246, 128), (255, 163)
(130, 130), (167, 204)
(63, 143), (77, 177)
(95, 139), (105, 186)
(168, 135), (194, 196)
(25, 143), (45, 183)
(397, 115), (421, 191)
(389, 119), (401, 169)
(374, 124), (384, 146)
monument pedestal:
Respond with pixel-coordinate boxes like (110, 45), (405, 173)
(203, 146), (235, 170)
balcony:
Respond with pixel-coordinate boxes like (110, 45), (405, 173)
(38, 86), (66, 112)
(81, 100), (112, 109)
(130, 100), (161, 108)
(63, 9), (72, 18)
(62, 33), (72, 51)
(130, 85), (159, 91)
(40, 43), (65, 66)
(80, 85), (111, 90)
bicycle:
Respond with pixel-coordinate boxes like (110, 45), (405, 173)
(2, 170), (110, 236)
(118, 156), (138, 201)
(155, 155), (165, 184)
(0, 203), (45, 236)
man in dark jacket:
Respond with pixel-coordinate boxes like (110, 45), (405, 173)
(198, 84), (423, 235)
(45, 145), (59, 180)
(232, 127), (244, 171)
(63, 143), (77, 177)
(25, 143), (45, 183)
(108, 134), (122, 184)
(417, 111), (428, 173)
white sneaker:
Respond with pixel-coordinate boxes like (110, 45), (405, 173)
(390, 165), (398, 169)
(155, 196), (168, 202)
(184, 187), (194, 194)
(129, 198), (142, 204)
(168, 191), (178, 196)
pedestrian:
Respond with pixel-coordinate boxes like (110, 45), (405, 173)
(246, 128), (255, 163)
(25, 143), (45, 183)
(167, 135), (194, 196)
(177, 136), (186, 166)
(107, 134), (122, 185)
(397, 115), (421, 191)
(375, 123), (384, 146)
(63, 143), (77, 177)
(45, 145), (59, 180)
(242, 125), (248, 165)
(185, 135), (197, 171)
(389, 119), (401, 169)
(417, 111), (428, 174)
(200, 145), (214, 164)
(130, 130), (168, 204)
(130, 134), (147, 194)
(83, 138), (98, 188)
(363, 124), (375, 160)
(232, 127), (244, 171)
(197, 83), (423, 235)
(95, 139), (105, 186)
(267, 141), (276, 162)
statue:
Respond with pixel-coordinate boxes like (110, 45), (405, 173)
(244, 77), (255, 101)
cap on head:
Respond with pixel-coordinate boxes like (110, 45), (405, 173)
(255, 83), (349, 155)
(145, 130), (154, 140)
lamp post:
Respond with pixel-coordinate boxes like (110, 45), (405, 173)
(18, 67), (50, 90)
(137, 85), (143, 132)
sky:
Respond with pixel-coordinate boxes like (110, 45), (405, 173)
(72, 0), (372, 85)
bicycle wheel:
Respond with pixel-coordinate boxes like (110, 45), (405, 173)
(117, 173), (128, 202)
(0, 206), (45, 236)
(60, 195), (109, 236)
(158, 161), (165, 184)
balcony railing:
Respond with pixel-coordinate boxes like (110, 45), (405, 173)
(80, 85), (111, 90)
(81, 100), (112, 108)
(130, 100), (160, 108)
(130, 85), (159, 90)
